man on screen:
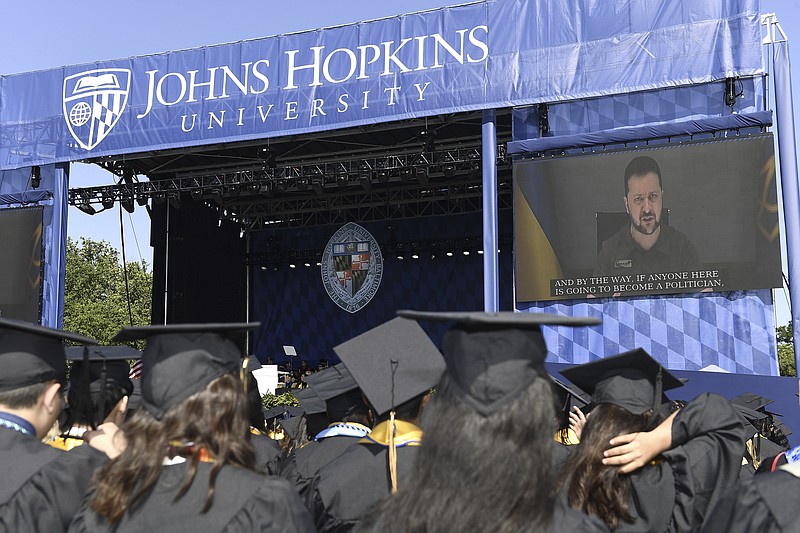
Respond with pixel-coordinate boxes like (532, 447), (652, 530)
(593, 155), (699, 278)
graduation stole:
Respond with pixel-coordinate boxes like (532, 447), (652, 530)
(314, 421), (371, 441)
(360, 417), (423, 493)
(359, 419), (423, 448)
(167, 440), (216, 463)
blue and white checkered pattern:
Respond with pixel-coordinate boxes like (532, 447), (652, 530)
(519, 291), (778, 375)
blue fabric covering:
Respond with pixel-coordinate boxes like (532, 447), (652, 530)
(508, 111), (772, 154)
(0, 0), (764, 170)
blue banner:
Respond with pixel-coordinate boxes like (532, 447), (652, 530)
(0, 0), (763, 170)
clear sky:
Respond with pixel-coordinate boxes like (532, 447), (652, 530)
(0, 0), (796, 325)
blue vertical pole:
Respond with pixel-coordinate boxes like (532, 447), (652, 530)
(773, 41), (800, 373)
(482, 109), (499, 312)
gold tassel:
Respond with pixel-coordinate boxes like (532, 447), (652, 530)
(388, 409), (398, 494)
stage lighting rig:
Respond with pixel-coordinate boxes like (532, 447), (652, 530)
(538, 103), (549, 136)
(30, 166), (41, 189)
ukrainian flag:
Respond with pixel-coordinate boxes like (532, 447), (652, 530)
(514, 167), (563, 302)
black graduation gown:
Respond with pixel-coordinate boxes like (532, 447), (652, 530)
(699, 467), (800, 533)
(358, 476), (609, 533)
(281, 435), (362, 498)
(617, 393), (747, 533)
(251, 431), (284, 476)
(0, 426), (106, 532)
(306, 422), (420, 533)
(68, 461), (315, 533)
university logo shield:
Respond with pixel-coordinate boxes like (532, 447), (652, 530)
(321, 223), (383, 313)
(63, 68), (131, 151)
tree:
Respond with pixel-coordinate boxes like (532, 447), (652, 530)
(63, 237), (152, 345)
(776, 322), (797, 377)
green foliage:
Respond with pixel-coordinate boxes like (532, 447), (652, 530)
(63, 237), (152, 345)
(776, 322), (796, 377)
(262, 391), (299, 410)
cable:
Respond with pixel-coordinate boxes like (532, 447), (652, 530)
(118, 201), (134, 326)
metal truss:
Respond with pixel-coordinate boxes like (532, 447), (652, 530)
(68, 144), (512, 228)
(247, 233), (515, 268)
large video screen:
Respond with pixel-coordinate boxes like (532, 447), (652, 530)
(514, 135), (781, 303)
(0, 207), (43, 322)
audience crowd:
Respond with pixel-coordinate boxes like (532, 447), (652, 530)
(0, 312), (797, 532)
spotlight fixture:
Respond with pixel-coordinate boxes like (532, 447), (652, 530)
(190, 188), (203, 200)
(76, 202), (96, 215)
(289, 263), (296, 269)
(419, 129), (435, 153)
(538, 102), (549, 136)
(411, 254), (419, 260)
(463, 250), (470, 256)
(121, 167), (135, 186)
(101, 192), (115, 210)
(446, 251), (454, 257)
(373, 169), (389, 184)
(120, 194), (135, 214)
(304, 262), (311, 267)
(168, 193), (181, 210)
(136, 194), (149, 207)
(30, 166), (41, 189)
(725, 77), (738, 108)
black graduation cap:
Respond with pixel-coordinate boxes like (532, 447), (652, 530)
(63, 346), (141, 429)
(65, 346), (141, 395)
(0, 317), (97, 392)
(243, 356), (262, 373)
(304, 363), (358, 401)
(304, 363), (365, 422)
(737, 405), (790, 468)
(112, 322), (259, 420)
(731, 393), (780, 415)
(278, 415), (306, 441)
(551, 376), (591, 408)
(559, 348), (683, 415)
(334, 316), (446, 417)
(293, 387), (326, 415)
(263, 405), (303, 421)
(396, 310), (599, 416)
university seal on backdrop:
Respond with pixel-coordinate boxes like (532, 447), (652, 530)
(63, 68), (131, 150)
(321, 223), (383, 313)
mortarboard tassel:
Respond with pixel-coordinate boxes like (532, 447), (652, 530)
(649, 367), (663, 425)
(388, 358), (399, 494)
(388, 409), (398, 494)
(96, 361), (107, 430)
(240, 356), (251, 395)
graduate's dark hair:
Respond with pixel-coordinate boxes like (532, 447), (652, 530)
(0, 381), (53, 409)
(326, 389), (370, 426)
(89, 372), (256, 523)
(560, 403), (654, 530)
(362, 374), (558, 533)
(63, 379), (130, 431)
(246, 374), (266, 433)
